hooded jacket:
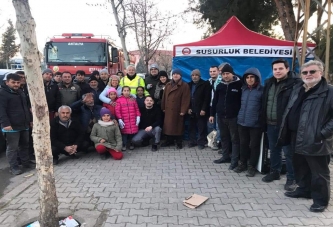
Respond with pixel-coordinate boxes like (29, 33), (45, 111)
(211, 76), (242, 119)
(90, 120), (122, 151)
(237, 68), (263, 128)
(278, 77), (333, 156)
(0, 84), (31, 131)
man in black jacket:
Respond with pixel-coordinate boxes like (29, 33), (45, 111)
(188, 69), (211, 149)
(132, 96), (162, 151)
(261, 59), (299, 192)
(209, 64), (242, 170)
(145, 63), (160, 99)
(0, 73), (32, 175)
(50, 105), (88, 165)
(279, 60), (333, 212)
(42, 69), (61, 119)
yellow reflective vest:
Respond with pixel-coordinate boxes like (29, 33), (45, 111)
(119, 75), (149, 96)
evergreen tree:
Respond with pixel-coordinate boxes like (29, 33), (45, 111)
(0, 19), (20, 69)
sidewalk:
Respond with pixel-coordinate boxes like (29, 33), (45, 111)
(0, 145), (332, 227)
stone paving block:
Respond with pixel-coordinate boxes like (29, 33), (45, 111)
(76, 202), (95, 210)
(213, 204), (234, 211)
(122, 203), (141, 209)
(278, 217), (303, 225)
(126, 224), (147, 227)
(264, 210), (286, 218)
(146, 224), (167, 227)
(244, 210), (266, 218)
(206, 210), (227, 218)
(259, 217), (282, 225)
(116, 215), (138, 224)
(157, 216), (178, 224)
(137, 216), (158, 224)
(197, 217), (220, 225)
(116, 197), (134, 204)
(104, 203), (123, 210)
(178, 217), (199, 225)
(104, 223), (126, 227)
(282, 210), (307, 218)
(269, 204), (290, 210)
(321, 218), (333, 226)
(72, 197), (91, 203)
(238, 217), (261, 226)
(298, 217), (324, 225)
(149, 209), (168, 216)
(218, 217), (241, 226)
(129, 209), (149, 216)
(286, 204), (310, 211)
(232, 203), (253, 211)
(225, 210), (246, 218)
(106, 216), (117, 223)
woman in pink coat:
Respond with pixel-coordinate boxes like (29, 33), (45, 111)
(115, 86), (141, 151)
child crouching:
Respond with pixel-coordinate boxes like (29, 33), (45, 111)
(90, 107), (123, 160)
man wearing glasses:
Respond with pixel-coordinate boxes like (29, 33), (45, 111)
(261, 59), (299, 192)
(278, 60), (333, 212)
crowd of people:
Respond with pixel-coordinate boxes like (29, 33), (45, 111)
(0, 59), (332, 213)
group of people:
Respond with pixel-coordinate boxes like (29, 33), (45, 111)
(0, 59), (332, 213)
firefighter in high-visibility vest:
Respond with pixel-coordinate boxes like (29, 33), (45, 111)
(119, 65), (149, 96)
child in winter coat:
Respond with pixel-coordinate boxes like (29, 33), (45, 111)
(103, 87), (118, 119)
(115, 86), (141, 151)
(136, 86), (145, 109)
(90, 107), (123, 160)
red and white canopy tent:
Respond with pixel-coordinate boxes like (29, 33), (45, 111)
(172, 16), (315, 82)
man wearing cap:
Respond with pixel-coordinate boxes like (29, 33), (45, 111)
(188, 69), (211, 149)
(145, 63), (160, 98)
(58, 71), (81, 106)
(209, 64), (242, 170)
(42, 68), (61, 119)
(161, 69), (190, 149)
(87, 76), (103, 106)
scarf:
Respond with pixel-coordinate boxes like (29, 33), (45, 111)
(98, 120), (114, 127)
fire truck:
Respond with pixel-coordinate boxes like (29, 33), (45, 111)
(44, 33), (124, 76)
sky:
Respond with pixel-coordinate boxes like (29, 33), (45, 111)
(0, 0), (207, 54)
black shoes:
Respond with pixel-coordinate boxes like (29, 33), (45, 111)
(10, 167), (22, 175)
(310, 204), (327, 212)
(188, 142), (197, 148)
(176, 143), (183, 149)
(213, 157), (231, 164)
(284, 179), (297, 191)
(53, 158), (59, 165)
(228, 164), (238, 170)
(262, 171), (280, 182)
(161, 140), (173, 147)
(284, 190), (311, 199)
(151, 144), (158, 152)
(233, 162), (247, 173)
(246, 165), (256, 177)
(197, 145), (205, 150)
(100, 153), (107, 160)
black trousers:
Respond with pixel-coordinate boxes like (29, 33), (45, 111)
(52, 141), (89, 159)
(188, 115), (208, 146)
(293, 153), (331, 206)
(238, 125), (262, 167)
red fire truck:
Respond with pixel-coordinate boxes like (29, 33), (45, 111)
(44, 33), (124, 76)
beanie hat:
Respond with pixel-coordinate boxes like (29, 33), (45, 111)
(221, 64), (234, 74)
(107, 87), (118, 96)
(150, 63), (159, 70)
(88, 76), (98, 83)
(172, 68), (182, 76)
(42, 69), (53, 75)
(159, 70), (168, 77)
(99, 68), (108, 74)
(100, 107), (112, 117)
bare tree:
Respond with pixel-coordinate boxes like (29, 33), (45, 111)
(127, 0), (175, 73)
(12, 1), (58, 226)
(151, 50), (173, 74)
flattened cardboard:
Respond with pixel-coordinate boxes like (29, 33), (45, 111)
(183, 194), (209, 209)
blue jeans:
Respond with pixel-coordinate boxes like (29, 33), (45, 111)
(207, 114), (220, 142)
(132, 127), (162, 145)
(267, 124), (294, 180)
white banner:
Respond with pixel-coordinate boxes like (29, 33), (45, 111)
(175, 45), (314, 58)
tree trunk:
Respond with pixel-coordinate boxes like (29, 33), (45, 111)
(273, 0), (297, 40)
(12, 1), (59, 227)
(110, 0), (130, 68)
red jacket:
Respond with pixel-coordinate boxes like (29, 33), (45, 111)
(103, 103), (117, 120)
(115, 96), (140, 134)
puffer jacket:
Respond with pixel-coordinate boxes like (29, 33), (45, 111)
(278, 77), (333, 156)
(237, 68), (263, 128)
(115, 96), (141, 134)
(90, 120), (122, 151)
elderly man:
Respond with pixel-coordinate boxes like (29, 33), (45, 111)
(145, 63), (160, 98)
(0, 73), (32, 174)
(279, 60), (333, 213)
(188, 69), (211, 149)
(50, 105), (88, 165)
(120, 64), (148, 95)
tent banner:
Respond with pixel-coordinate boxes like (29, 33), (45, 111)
(175, 45), (314, 58)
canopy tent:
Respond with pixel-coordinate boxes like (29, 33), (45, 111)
(173, 16), (315, 82)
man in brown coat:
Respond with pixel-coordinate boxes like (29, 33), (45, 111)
(161, 69), (190, 149)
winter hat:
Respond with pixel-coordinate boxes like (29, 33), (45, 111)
(100, 107), (112, 117)
(42, 69), (53, 75)
(221, 64), (234, 74)
(99, 68), (108, 74)
(159, 70), (168, 78)
(88, 76), (98, 83)
(107, 87), (118, 96)
(172, 68), (182, 76)
(150, 63), (159, 70)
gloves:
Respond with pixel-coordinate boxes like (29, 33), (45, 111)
(136, 116), (140, 126)
(147, 84), (153, 90)
(118, 119), (125, 129)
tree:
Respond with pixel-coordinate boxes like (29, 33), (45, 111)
(12, 1), (59, 226)
(316, 24), (333, 74)
(151, 50), (173, 74)
(187, 0), (280, 37)
(127, 0), (175, 73)
(0, 19), (20, 69)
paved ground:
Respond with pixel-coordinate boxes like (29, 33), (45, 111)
(0, 145), (332, 227)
